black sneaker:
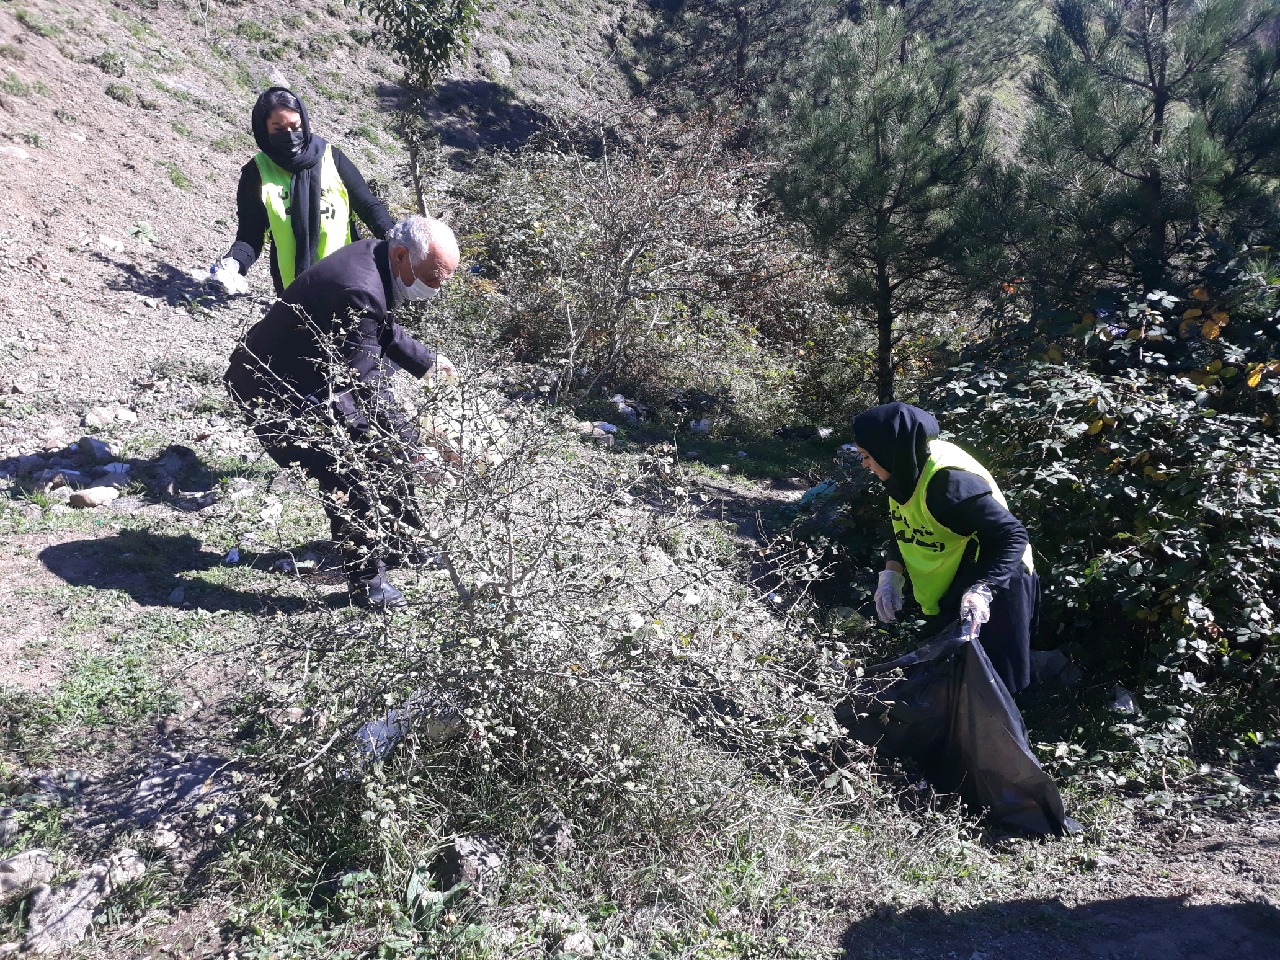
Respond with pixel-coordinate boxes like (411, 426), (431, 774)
(350, 575), (408, 610)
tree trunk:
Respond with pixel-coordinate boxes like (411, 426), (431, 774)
(875, 256), (894, 402)
(1142, 2), (1170, 287)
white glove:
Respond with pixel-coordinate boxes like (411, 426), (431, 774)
(424, 353), (457, 380)
(874, 569), (906, 622)
(960, 583), (993, 636)
(210, 257), (248, 295)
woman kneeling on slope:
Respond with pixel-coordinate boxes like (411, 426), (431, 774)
(851, 402), (1039, 695)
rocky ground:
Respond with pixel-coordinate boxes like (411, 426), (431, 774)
(0, 1), (1277, 957)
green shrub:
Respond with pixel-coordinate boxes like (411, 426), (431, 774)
(91, 50), (127, 77)
(939, 262), (1280, 763)
(234, 20), (274, 42)
(164, 160), (191, 190)
(15, 8), (62, 38)
(106, 82), (137, 106)
(0, 70), (30, 96)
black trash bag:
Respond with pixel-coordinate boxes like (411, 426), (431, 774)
(836, 624), (1081, 837)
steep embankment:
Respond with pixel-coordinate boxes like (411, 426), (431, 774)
(0, 0), (637, 456)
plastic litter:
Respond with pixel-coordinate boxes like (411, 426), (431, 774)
(798, 478), (837, 507)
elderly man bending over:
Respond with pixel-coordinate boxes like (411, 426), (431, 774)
(225, 215), (460, 609)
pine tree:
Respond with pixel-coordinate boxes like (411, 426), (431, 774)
(640, 0), (837, 115)
(770, 4), (996, 402)
(1022, 0), (1280, 293)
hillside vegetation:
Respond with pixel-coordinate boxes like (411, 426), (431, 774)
(0, 1), (1278, 959)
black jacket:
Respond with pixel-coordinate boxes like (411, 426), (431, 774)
(225, 239), (437, 441)
(223, 146), (395, 295)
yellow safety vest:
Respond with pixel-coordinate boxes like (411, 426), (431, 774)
(891, 439), (1035, 615)
(254, 145), (351, 288)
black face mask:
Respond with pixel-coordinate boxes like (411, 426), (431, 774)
(268, 129), (305, 157)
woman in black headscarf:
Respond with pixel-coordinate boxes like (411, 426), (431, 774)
(210, 87), (395, 296)
(850, 402), (1040, 694)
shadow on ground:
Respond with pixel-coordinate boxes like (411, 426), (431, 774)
(376, 77), (554, 160)
(92, 252), (247, 310)
(38, 529), (317, 613)
(4, 441), (256, 513)
(840, 895), (1280, 960)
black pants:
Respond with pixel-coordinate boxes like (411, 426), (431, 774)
(926, 570), (1040, 695)
(252, 424), (424, 580)
(227, 355), (421, 581)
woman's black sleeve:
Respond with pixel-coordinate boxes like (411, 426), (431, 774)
(224, 162), (267, 274)
(333, 147), (395, 239)
(927, 468), (1028, 593)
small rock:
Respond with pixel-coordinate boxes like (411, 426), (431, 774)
(690, 418), (712, 434)
(166, 586), (185, 605)
(0, 849), (55, 907)
(447, 835), (504, 893)
(223, 548), (240, 565)
(559, 932), (595, 958)
(100, 462), (131, 474)
(0, 144), (33, 161)
(69, 487), (119, 509)
(736, 450), (748, 458)
(15, 455), (45, 477)
(37, 469), (82, 489)
(227, 478), (255, 501)
(81, 406), (116, 428)
(77, 436), (114, 461)
(817, 427), (834, 439)
(98, 235), (124, 254)
(151, 824), (180, 851)
(115, 408), (138, 424)
(531, 809), (574, 859)
(592, 421), (617, 434)
(24, 849), (145, 953)
(47, 486), (73, 504)
(0, 807), (17, 846)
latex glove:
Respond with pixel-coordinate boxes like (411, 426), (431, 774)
(874, 569), (906, 622)
(960, 583), (993, 636)
(209, 257), (248, 295)
(423, 353), (457, 380)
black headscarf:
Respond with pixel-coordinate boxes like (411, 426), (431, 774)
(850, 402), (940, 504)
(251, 87), (329, 279)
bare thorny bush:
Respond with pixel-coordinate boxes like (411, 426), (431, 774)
(449, 109), (876, 427)
(224, 322), (1002, 953)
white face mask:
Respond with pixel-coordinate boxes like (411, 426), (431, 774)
(393, 251), (443, 303)
(394, 271), (440, 303)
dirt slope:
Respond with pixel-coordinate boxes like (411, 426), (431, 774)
(0, 3), (1278, 959)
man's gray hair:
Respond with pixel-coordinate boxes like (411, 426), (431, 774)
(387, 215), (456, 266)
